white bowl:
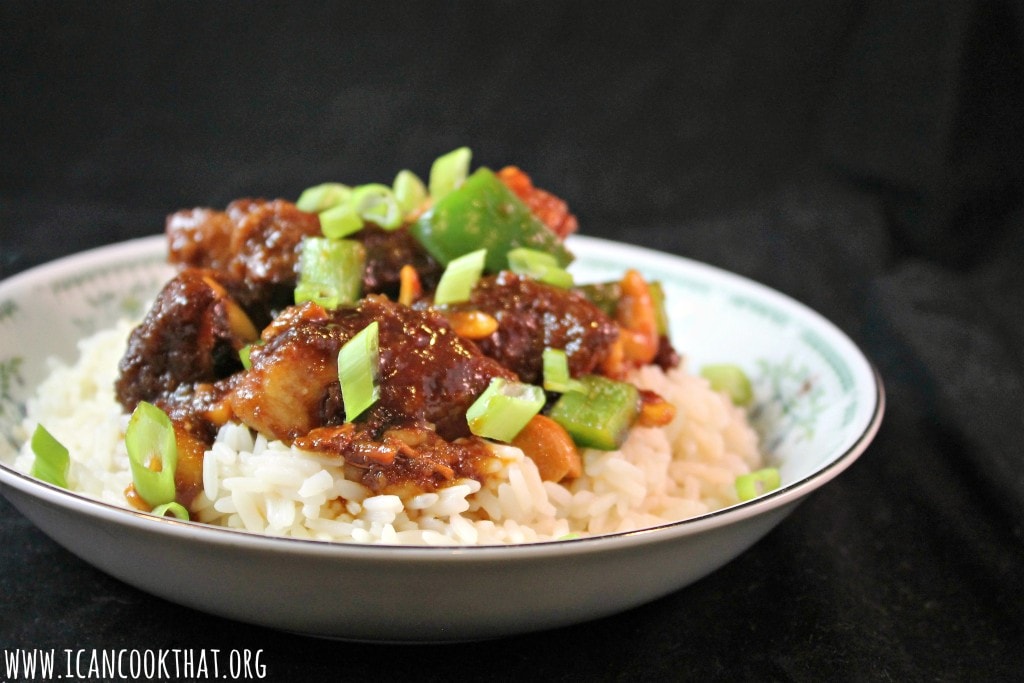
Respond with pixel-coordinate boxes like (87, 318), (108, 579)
(0, 235), (883, 642)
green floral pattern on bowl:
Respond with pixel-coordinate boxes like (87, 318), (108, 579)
(574, 238), (878, 485)
(0, 241), (171, 457)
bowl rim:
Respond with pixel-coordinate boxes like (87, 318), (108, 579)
(0, 235), (885, 561)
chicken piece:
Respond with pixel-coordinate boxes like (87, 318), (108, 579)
(294, 421), (497, 494)
(356, 224), (443, 297)
(229, 297), (516, 442)
(165, 207), (236, 272)
(115, 268), (258, 410)
(455, 271), (619, 384)
(224, 198), (322, 288)
(166, 198), (322, 324)
(167, 200), (447, 321)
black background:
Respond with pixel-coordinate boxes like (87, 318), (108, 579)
(2, 2), (1023, 680)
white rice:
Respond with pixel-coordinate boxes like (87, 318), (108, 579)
(14, 320), (763, 545)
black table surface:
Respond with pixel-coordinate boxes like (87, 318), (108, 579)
(2, 3), (1022, 681)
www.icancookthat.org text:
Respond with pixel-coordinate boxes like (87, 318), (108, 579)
(3, 648), (267, 681)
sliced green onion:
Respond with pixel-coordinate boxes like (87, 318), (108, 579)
(30, 424), (69, 488)
(466, 377), (546, 443)
(125, 401), (178, 508)
(295, 237), (366, 309)
(239, 343), (254, 371)
(542, 348), (586, 394)
(319, 201), (365, 239)
(297, 182), (351, 213)
(349, 183), (403, 230)
(548, 375), (639, 451)
(700, 364), (754, 406)
(240, 340), (265, 370)
(318, 184), (403, 236)
(338, 321), (380, 422)
(433, 248), (486, 305)
(429, 146), (472, 201)
(735, 468), (781, 501)
(151, 501), (190, 520)
(648, 281), (669, 336)
(508, 247), (574, 288)
(393, 169), (428, 215)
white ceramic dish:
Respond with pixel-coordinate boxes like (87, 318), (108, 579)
(0, 235), (883, 642)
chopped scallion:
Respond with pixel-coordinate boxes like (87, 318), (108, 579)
(428, 146), (472, 201)
(295, 237), (366, 309)
(393, 169), (428, 215)
(338, 321), (380, 422)
(433, 248), (486, 305)
(125, 401), (178, 508)
(349, 183), (403, 230)
(319, 201), (364, 239)
(700, 364), (754, 406)
(648, 281), (670, 336)
(296, 182), (351, 213)
(508, 247), (574, 288)
(316, 184), (403, 237)
(30, 424), (69, 488)
(151, 501), (190, 520)
(466, 377), (546, 443)
(542, 348), (585, 394)
(239, 343), (254, 371)
(735, 468), (781, 501)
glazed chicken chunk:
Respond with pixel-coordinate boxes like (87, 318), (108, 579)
(115, 267), (258, 410)
(229, 296), (516, 443)
(453, 271), (619, 384)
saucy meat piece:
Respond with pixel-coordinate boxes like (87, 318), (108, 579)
(294, 421), (497, 494)
(165, 207), (236, 272)
(166, 201), (444, 320)
(167, 198), (322, 323)
(228, 302), (338, 441)
(356, 224), (443, 297)
(654, 335), (681, 371)
(115, 268), (258, 410)
(168, 198), (321, 285)
(457, 272), (619, 384)
(230, 296), (515, 443)
(224, 198), (321, 288)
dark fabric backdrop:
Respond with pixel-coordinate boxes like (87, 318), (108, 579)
(2, 2), (1022, 681)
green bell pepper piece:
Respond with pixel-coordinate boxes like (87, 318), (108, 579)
(409, 167), (573, 274)
(548, 374), (640, 451)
